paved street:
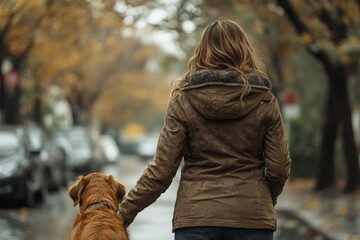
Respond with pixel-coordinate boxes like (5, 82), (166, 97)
(0, 155), (328, 240)
(277, 181), (360, 240)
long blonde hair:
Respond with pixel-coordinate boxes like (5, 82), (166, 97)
(172, 19), (267, 99)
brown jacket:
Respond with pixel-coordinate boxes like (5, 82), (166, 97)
(119, 70), (291, 231)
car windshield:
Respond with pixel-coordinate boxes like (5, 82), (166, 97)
(64, 134), (92, 149)
(101, 136), (117, 150)
(0, 132), (19, 156)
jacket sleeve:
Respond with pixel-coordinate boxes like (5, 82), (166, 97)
(118, 98), (187, 224)
(264, 97), (291, 206)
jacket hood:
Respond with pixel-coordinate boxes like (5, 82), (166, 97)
(181, 70), (272, 120)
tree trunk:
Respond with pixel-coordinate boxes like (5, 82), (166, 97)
(316, 66), (360, 191)
(34, 96), (42, 125)
(277, 0), (360, 193)
(315, 79), (338, 190)
(3, 85), (21, 124)
(0, 74), (4, 123)
(33, 78), (42, 125)
(336, 68), (360, 192)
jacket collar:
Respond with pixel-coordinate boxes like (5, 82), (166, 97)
(188, 70), (272, 90)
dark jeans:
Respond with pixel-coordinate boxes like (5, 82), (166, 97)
(174, 226), (274, 240)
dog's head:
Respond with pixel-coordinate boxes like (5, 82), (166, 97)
(69, 172), (126, 210)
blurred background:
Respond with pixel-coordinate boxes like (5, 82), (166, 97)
(0, 0), (359, 240)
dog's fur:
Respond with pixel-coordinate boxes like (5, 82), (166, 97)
(68, 172), (129, 240)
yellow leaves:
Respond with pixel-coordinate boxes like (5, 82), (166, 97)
(20, 207), (30, 220)
(132, 89), (150, 100)
(254, 21), (264, 35)
(338, 36), (360, 64)
(343, 0), (360, 20)
(40, 67), (57, 82)
(338, 206), (349, 217)
(63, 73), (78, 86)
(106, 36), (118, 46)
(285, 0), (360, 65)
(306, 39), (359, 66)
(133, 46), (157, 62)
(347, 36), (359, 45)
(0, 1), (47, 56)
(91, 68), (170, 128)
(0, 7), (9, 28)
(35, 40), (82, 70)
(300, 33), (312, 46)
(8, 40), (28, 56)
(306, 198), (320, 209)
(2, 0), (168, 128)
(123, 122), (145, 137)
(90, 41), (103, 53)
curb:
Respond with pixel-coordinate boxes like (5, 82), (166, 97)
(277, 209), (338, 240)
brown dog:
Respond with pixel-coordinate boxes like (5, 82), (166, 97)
(68, 172), (129, 240)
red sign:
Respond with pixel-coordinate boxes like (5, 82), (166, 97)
(283, 90), (298, 106)
(3, 70), (20, 88)
(283, 90), (300, 119)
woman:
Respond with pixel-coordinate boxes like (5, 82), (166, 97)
(117, 19), (291, 240)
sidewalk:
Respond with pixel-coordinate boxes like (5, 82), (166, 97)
(117, 158), (360, 240)
(277, 180), (360, 240)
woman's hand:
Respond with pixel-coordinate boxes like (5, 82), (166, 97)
(117, 210), (130, 228)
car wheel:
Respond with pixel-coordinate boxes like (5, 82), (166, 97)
(61, 171), (68, 188)
(61, 160), (69, 188)
(35, 174), (48, 203)
(22, 179), (35, 208)
(47, 169), (59, 192)
(60, 151), (68, 188)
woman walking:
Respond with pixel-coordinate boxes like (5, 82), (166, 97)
(117, 19), (291, 240)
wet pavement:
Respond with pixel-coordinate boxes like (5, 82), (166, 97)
(0, 185), (75, 240)
(1, 155), (355, 240)
(277, 181), (360, 240)
(276, 211), (333, 240)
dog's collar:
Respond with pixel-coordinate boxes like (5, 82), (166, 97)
(84, 201), (114, 212)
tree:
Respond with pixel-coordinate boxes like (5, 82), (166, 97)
(90, 37), (167, 129)
(275, 0), (360, 192)
(0, 1), (44, 124)
(29, 0), (126, 125)
(29, 0), (170, 131)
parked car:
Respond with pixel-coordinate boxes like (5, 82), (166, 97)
(136, 133), (159, 161)
(54, 127), (103, 175)
(25, 125), (69, 191)
(90, 128), (107, 168)
(100, 134), (121, 164)
(0, 126), (47, 207)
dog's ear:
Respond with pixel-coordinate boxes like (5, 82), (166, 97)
(106, 175), (126, 203)
(69, 175), (89, 207)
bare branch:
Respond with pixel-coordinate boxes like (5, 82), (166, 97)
(304, 0), (321, 11)
(0, 12), (16, 46)
(318, 3), (347, 43)
(276, 0), (334, 70)
(11, 38), (34, 69)
(276, 0), (309, 34)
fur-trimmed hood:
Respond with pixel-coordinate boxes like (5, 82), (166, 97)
(180, 70), (273, 120)
(188, 69), (272, 89)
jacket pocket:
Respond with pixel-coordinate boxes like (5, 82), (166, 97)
(257, 181), (275, 216)
(258, 181), (272, 200)
(174, 181), (202, 220)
